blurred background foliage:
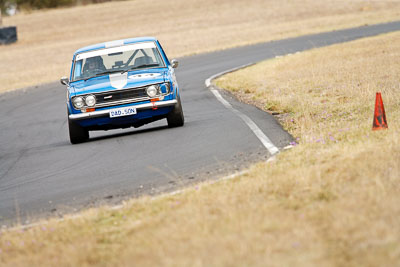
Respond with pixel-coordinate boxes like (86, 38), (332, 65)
(0, 0), (118, 14)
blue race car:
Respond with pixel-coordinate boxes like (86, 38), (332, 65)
(61, 37), (184, 144)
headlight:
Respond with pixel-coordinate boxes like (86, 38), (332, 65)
(85, 95), (96, 107)
(72, 96), (84, 109)
(146, 85), (158, 98)
(164, 82), (171, 93)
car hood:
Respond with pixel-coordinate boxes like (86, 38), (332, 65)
(70, 68), (168, 95)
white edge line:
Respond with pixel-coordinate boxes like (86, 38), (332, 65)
(205, 63), (255, 88)
(205, 63), (280, 156)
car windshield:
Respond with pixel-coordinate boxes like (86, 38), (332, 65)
(72, 41), (165, 82)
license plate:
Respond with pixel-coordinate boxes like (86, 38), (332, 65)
(109, 106), (137, 118)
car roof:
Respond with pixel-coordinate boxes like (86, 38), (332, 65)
(73, 37), (158, 55)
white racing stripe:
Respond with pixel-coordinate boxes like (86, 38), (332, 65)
(76, 42), (156, 60)
(109, 72), (128, 89)
(105, 40), (124, 48)
(206, 64), (280, 156)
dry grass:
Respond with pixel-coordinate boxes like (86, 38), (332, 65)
(1, 0), (400, 93)
(215, 31), (400, 265)
(1, 31), (400, 266)
(216, 31), (400, 142)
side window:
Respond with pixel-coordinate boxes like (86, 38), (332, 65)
(153, 48), (163, 64)
(156, 42), (169, 65)
(74, 60), (83, 79)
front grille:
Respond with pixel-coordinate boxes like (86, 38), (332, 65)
(95, 87), (148, 107)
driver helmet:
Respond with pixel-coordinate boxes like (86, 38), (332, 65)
(86, 56), (104, 70)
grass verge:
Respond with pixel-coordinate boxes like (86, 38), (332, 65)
(1, 0), (400, 93)
(1, 30), (400, 266)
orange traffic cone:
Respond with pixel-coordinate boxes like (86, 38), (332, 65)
(372, 92), (388, 130)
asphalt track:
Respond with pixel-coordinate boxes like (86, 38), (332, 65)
(1, 21), (400, 226)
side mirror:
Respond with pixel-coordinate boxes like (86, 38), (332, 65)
(60, 76), (69, 85)
(171, 59), (179, 69)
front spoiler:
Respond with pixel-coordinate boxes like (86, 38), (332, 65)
(69, 99), (177, 121)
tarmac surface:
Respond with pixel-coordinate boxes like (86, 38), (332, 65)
(1, 21), (400, 226)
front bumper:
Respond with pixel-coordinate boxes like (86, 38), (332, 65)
(69, 99), (177, 120)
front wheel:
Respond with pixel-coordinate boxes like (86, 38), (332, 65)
(68, 118), (89, 144)
(167, 95), (184, 128)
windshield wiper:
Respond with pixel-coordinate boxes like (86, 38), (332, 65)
(82, 65), (161, 81)
(122, 64), (160, 73)
(83, 76), (97, 82)
(95, 70), (124, 76)
(83, 70), (123, 81)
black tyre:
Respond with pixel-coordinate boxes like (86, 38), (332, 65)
(68, 118), (89, 144)
(167, 95), (184, 128)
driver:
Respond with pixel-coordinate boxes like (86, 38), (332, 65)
(88, 60), (97, 71)
(83, 56), (105, 77)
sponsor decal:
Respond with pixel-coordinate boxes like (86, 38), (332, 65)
(128, 73), (161, 80)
